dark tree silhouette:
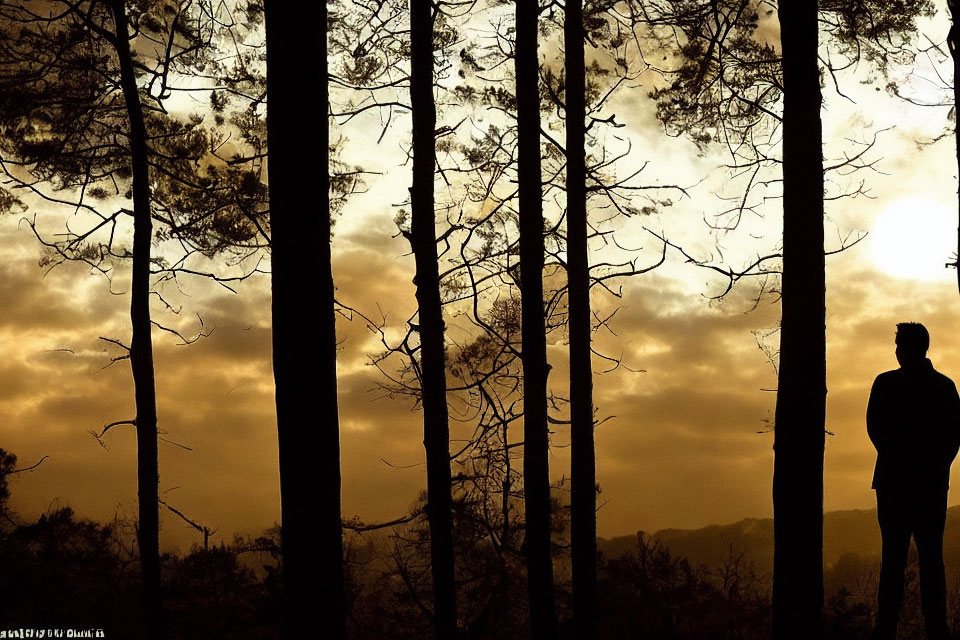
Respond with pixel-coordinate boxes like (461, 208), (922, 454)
(108, 3), (164, 633)
(410, 2), (458, 637)
(264, 1), (346, 638)
(516, 2), (558, 637)
(565, 1), (597, 638)
(771, 2), (826, 636)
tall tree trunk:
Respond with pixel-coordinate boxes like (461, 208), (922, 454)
(565, 2), (596, 638)
(949, 1), (960, 294)
(410, 3), (458, 638)
(110, 3), (162, 637)
(265, 1), (346, 638)
(772, 2), (826, 638)
(516, 3), (558, 637)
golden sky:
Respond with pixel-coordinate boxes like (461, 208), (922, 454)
(3, 8), (960, 551)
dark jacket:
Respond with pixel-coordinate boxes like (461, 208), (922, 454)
(867, 359), (960, 491)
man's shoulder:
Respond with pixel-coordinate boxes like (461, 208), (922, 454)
(873, 367), (957, 384)
(872, 369), (901, 386)
(930, 368), (959, 393)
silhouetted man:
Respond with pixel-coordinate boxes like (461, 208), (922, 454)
(868, 322), (960, 640)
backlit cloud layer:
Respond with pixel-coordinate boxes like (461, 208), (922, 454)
(5, 185), (960, 550)
(3, 9), (960, 548)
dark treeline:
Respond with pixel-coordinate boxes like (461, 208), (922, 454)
(3, 454), (960, 640)
(0, 0), (949, 638)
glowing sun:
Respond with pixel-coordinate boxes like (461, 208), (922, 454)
(870, 197), (956, 282)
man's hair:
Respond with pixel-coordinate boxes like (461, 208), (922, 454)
(896, 322), (930, 354)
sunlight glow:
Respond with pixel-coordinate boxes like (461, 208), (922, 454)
(870, 197), (956, 282)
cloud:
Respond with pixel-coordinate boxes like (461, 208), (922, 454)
(11, 201), (959, 547)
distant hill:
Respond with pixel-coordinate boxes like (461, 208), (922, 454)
(599, 505), (960, 575)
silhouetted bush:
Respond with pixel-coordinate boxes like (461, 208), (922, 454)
(597, 533), (770, 640)
(0, 500), (282, 638)
(0, 506), (141, 635)
(164, 545), (280, 639)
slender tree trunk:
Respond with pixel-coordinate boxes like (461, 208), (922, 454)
(565, 2), (596, 638)
(410, 3), (458, 638)
(772, 2), (825, 638)
(516, 3), (558, 637)
(265, 2), (346, 638)
(110, 2), (162, 636)
(949, 1), (960, 294)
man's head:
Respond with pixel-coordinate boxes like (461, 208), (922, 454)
(895, 322), (929, 366)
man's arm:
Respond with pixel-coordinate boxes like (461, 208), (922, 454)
(866, 375), (887, 452)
